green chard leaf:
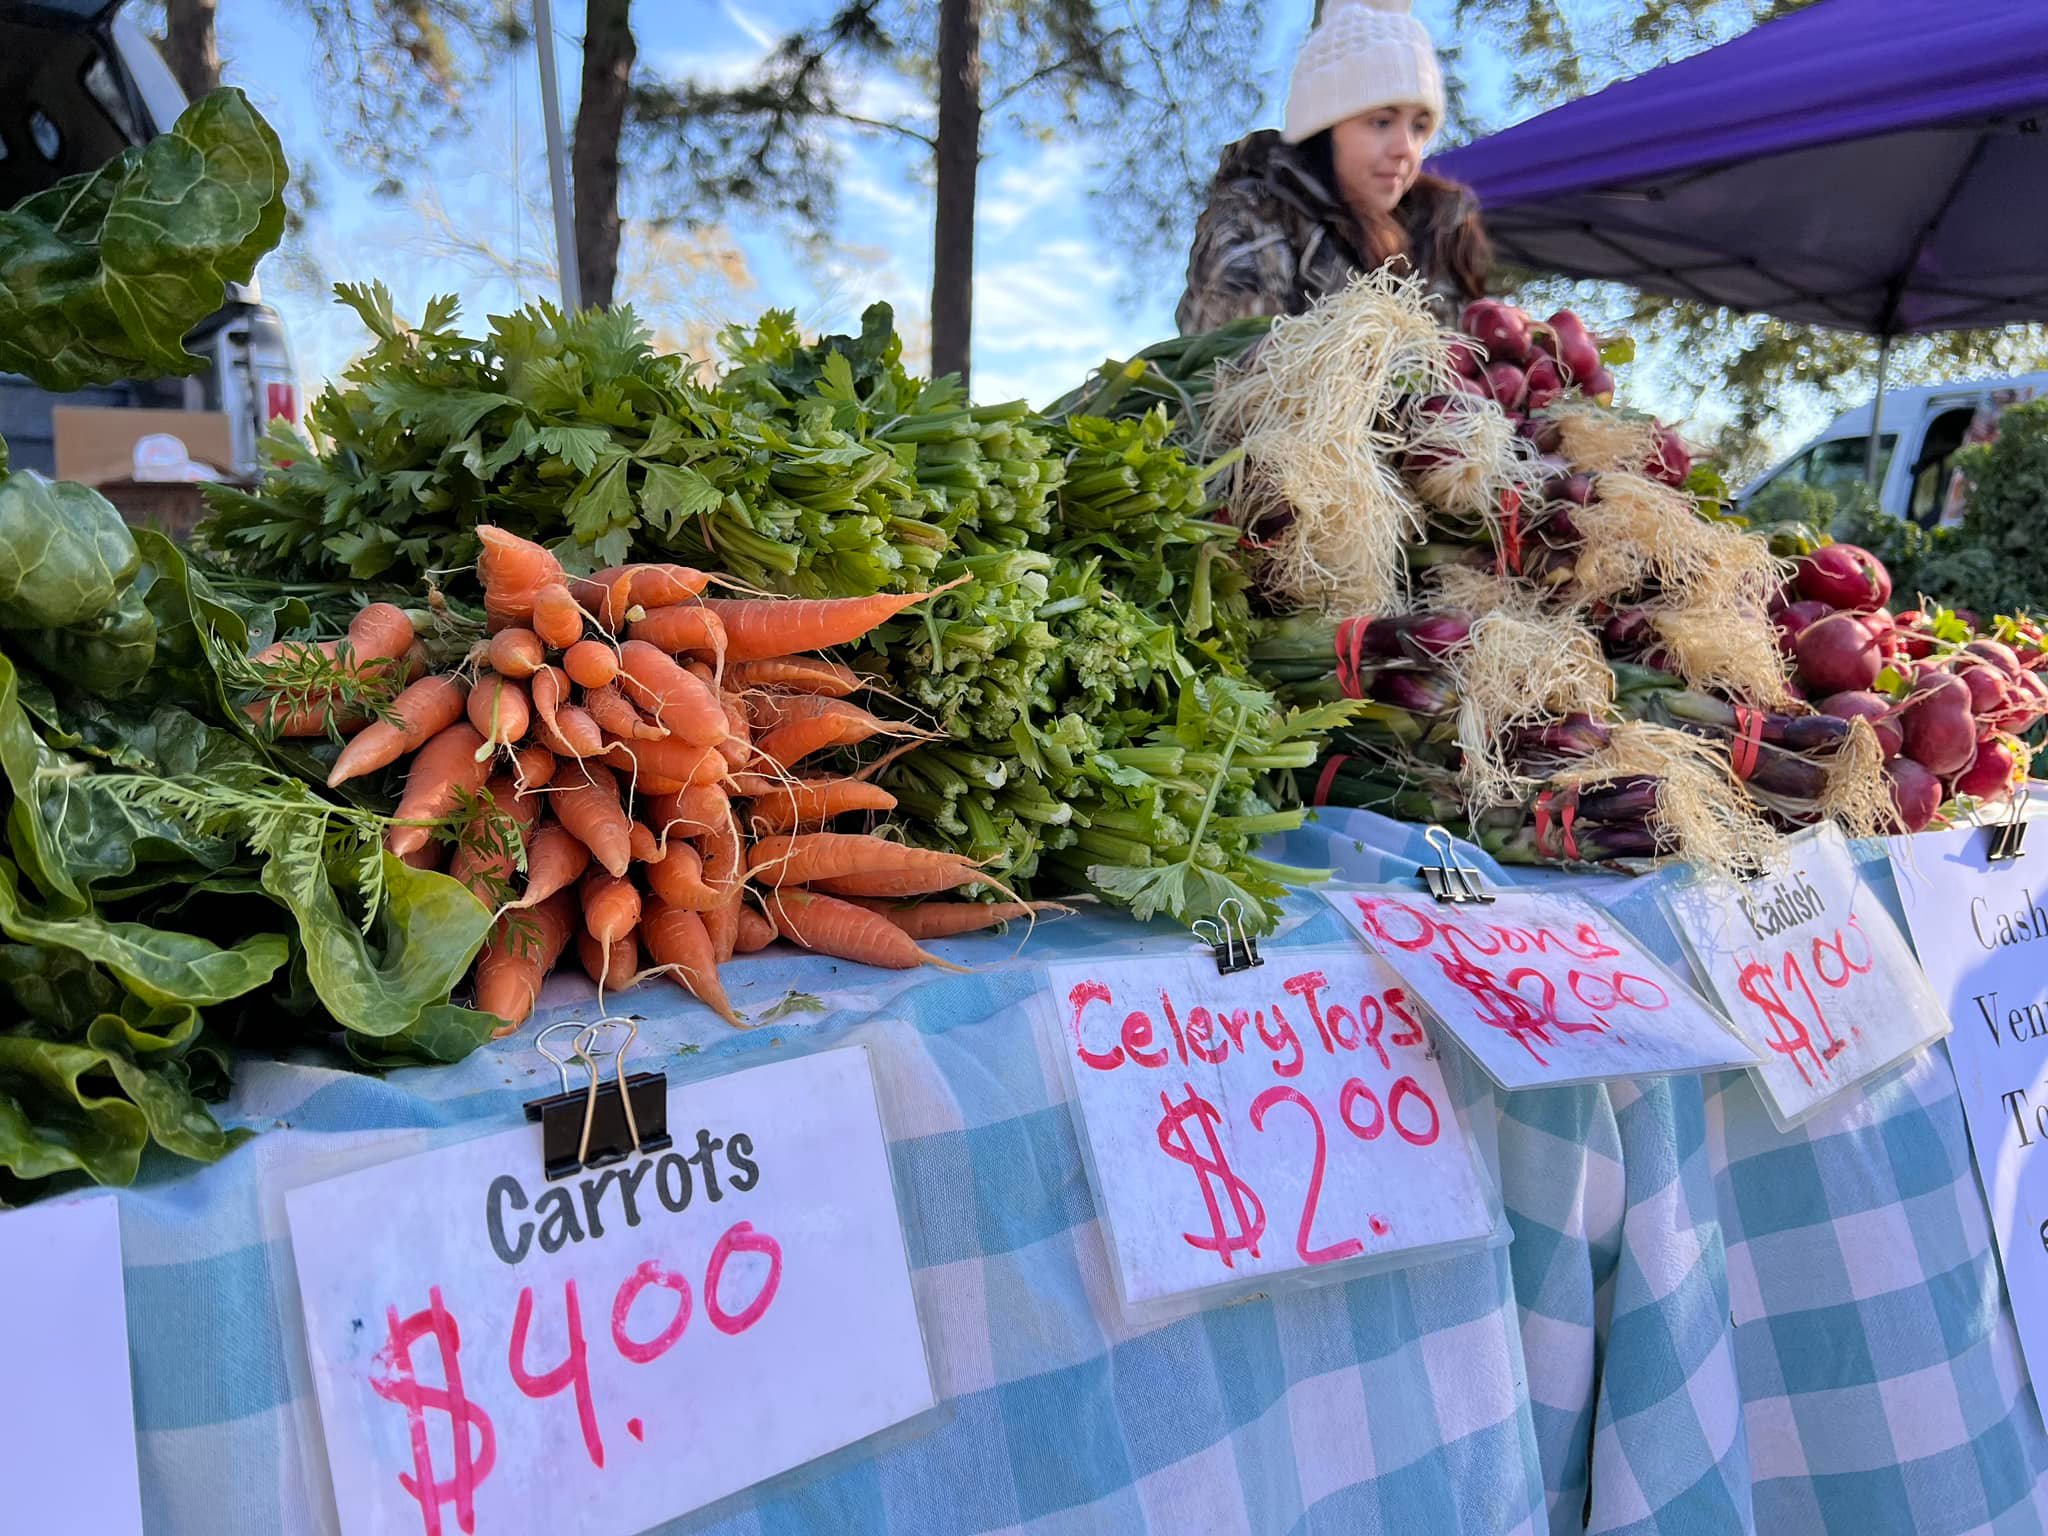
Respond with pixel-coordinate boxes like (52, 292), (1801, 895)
(0, 89), (287, 390)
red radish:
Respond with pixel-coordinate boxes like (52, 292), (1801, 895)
(1953, 737), (2023, 802)
(1524, 356), (1565, 412)
(1547, 311), (1603, 383)
(1886, 758), (1944, 833)
(1964, 639), (2025, 680)
(1583, 366), (1616, 403)
(1954, 662), (2008, 719)
(1482, 361), (1529, 412)
(1451, 371), (1491, 399)
(1894, 610), (1935, 659)
(1953, 608), (1980, 629)
(1545, 471), (1595, 507)
(1795, 611), (1883, 693)
(1817, 691), (1903, 758)
(1446, 336), (1486, 377)
(1901, 674), (1977, 776)
(1644, 424), (1691, 487)
(1793, 544), (1891, 612)
(1460, 300), (1531, 363)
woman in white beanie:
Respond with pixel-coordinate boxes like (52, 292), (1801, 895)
(1176, 0), (1489, 333)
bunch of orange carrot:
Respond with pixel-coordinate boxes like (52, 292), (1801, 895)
(245, 526), (1058, 1034)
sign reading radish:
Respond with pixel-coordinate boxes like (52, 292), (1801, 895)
(286, 1048), (932, 1536)
(1045, 948), (1496, 1311)
(1664, 823), (1949, 1129)
(1327, 888), (1756, 1090)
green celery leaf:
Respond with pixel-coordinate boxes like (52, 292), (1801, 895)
(639, 462), (725, 535)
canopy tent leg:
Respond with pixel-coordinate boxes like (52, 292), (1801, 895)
(1865, 335), (1892, 488)
(534, 0), (583, 311)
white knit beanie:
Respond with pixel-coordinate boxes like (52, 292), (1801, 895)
(1282, 0), (1446, 146)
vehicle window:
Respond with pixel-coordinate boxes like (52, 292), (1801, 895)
(28, 108), (61, 162)
(1907, 407), (1977, 528)
(1805, 435), (1896, 497)
(82, 55), (140, 144)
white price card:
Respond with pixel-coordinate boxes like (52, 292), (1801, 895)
(1325, 885), (1758, 1091)
(1044, 946), (1498, 1312)
(0, 1195), (144, 1536)
(1893, 823), (2048, 1400)
(286, 1046), (933, 1536)
(1665, 823), (1950, 1129)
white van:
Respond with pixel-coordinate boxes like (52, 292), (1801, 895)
(1739, 373), (2048, 530)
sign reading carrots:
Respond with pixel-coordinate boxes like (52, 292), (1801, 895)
(1665, 823), (1948, 1128)
(1327, 887), (1755, 1090)
(1045, 947), (1497, 1311)
(287, 1048), (933, 1536)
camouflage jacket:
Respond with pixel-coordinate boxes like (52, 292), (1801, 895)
(1176, 130), (1470, 335)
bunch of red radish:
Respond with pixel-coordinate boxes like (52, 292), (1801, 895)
(1772, 543), (2045, 830)
(1449, 300), (1691, 489)
(246, 526), (1058, 1034)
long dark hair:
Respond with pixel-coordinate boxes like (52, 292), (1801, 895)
(1299, 130), (1493, 305)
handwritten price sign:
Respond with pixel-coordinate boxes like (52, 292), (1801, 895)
(1667, 823), (1949, 1128)
(286, 1047), (933, 1536)
(1045, 947), (1497, 1310)
(1327, 887), (1755, 1091)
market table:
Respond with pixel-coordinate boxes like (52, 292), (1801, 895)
(104, 812), (2048, 1535)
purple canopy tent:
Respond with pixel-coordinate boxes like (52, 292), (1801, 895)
(1430, 0), (2048, 479)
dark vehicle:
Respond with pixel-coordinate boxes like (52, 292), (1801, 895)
(0, 0), (297, 477)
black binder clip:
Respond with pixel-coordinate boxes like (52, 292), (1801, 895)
(1988, 785), (2031, 864)
(1419, 824), (1494, 904)
(1193, 897), (1263, 975)
(524, 1018), (673, 1181)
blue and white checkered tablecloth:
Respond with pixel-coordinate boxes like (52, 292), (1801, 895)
(92, 812), (2048, 1534)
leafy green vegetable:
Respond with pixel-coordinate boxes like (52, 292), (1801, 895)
(0, 473), (140, 628)
(0, 89), (288, 390)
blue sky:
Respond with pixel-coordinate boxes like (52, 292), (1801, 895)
(205, 1), (1805, 449)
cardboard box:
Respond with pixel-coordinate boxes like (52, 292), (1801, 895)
(53, 407), (234, 486)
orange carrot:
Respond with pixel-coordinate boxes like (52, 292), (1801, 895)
(243, 695), (369, 738)
(629, 821), (663, 864)
(448, 775), (543, 905)
(809, 866), (993, 900)
(700, 576), (968, 664)
(849, 899), (1066, 940)
(746, 832), (980, 892)
(698, 812), (743, 898)
(512, 742), (555, 790)
(580, 869), (643, 946)
(753, 698), (926, 771)
(570, 568), (638, 633)
(728, 656), (862, 697)
(552, 766), (633, 877)
(344, 602), (416, 669)
(740, 777), (898, 834)
(515, 822), (590, 907)
(576, 924), (639, 991)
(467, 673), (532, 749)
(328, 674), (468, 787)
(385, 723), (490, 858)
(735, 904), (777, 954)
(476, 526), (563, 598)
(644, 785), (731, 841)
(625, 603), (728, 662)
(488, 628), (546, 679)
(582, 682), (665, 742)
(563, 639), (619, 689)
(531, 583), (584, 650)
(602, 737), (727, 787)
(718, 691), (751, 770)
(643, 901), (741, 1026)
(645, 843), (720, 911)
(628, 565), (712, 611)
(617, 640), (727, 747)
(250, 635), (337, 666)
(531, 667), (603, 757)
(705, 896), (741, 964)
(474, 891), (576, 1034)
(767, 888), (960, 970)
